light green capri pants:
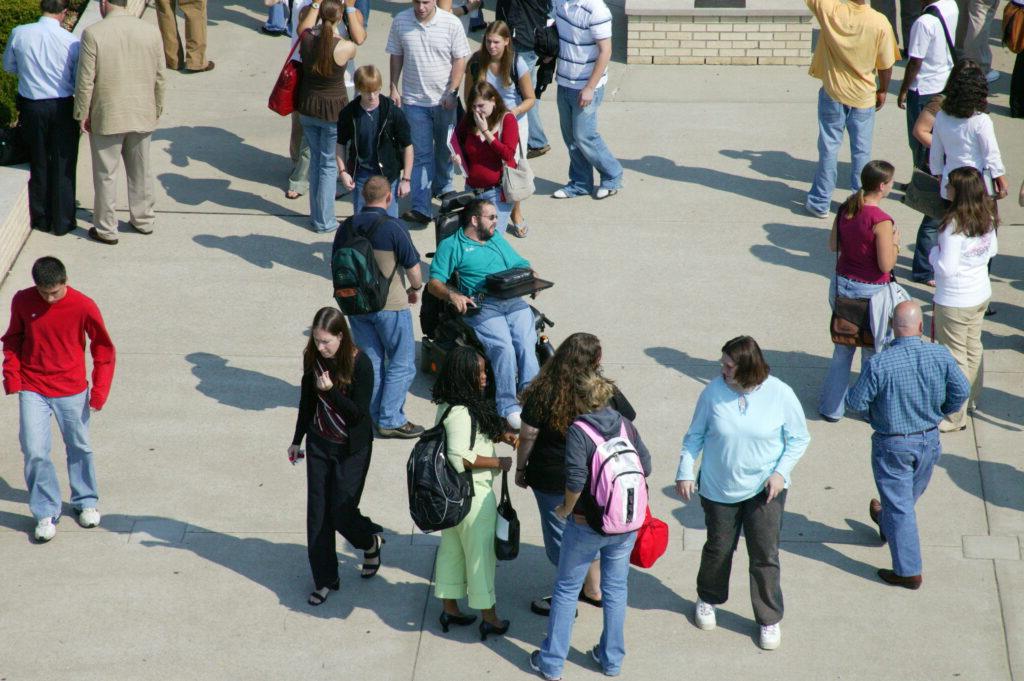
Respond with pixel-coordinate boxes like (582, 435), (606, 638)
(434, 478), (497, 610)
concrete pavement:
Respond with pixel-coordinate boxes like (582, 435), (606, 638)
(1, 1), (1022, 679)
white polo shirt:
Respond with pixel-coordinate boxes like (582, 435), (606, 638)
(385, 8), (470, 107)
(907, 0), (958, 96)
(554, 0), (613, 89)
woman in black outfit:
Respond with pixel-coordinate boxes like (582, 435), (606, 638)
(288, 307), (384, 606)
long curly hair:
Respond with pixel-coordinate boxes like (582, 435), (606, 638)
(432, 346), (506, 441)
(520, 332), (610, 434)
(942, 166), (999, 237)
(942, 59), (988, 118)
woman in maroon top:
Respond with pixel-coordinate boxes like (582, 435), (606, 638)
(451, 81), (519, 234)
(288, 307), (383, 606)
(818, 160), (901, 422)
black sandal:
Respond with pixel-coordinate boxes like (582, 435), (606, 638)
(361, 535), (385, 579)
(308, 580), (340, 606)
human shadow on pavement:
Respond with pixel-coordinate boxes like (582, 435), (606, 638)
(720, 149), (849, 187)
(159, 174), (301, 217)
(154, 126), (287, 186)
(193, 234), (331, 278)
(939, 452), (1024, 512)
(749, 222), (833, 279)
(186, 352), (299, 410)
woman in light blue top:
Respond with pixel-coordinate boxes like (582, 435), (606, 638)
(675, 335), (809, 652)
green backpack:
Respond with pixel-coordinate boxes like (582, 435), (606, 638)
(332, 215), (397, 315)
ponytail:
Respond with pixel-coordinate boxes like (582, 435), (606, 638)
(313, 0), (343, 77)
(843, 159), (895, 219)
(842, 189), (865, 219)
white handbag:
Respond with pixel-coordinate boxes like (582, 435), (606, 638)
(498, 117), (535, 203)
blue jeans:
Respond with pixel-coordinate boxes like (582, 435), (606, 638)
(807, 88), (875, 215)
(19, 389), (97, 521)
(353, 168), (399, 218)
(463, 297), (539, 418)
(871, 429), (941, 576)
(404, 104), (456, 214)
(475, 186), (512, 233)
(519, 50), (549, 149)
(533, 489), (565, 566)
(300, 115), (339, 232)
(819, 274), (884, 420)
(556, 84), (623, 195)
(264, 2), (288, 32)
(539, 520), (637, 678)
(347, 309), (416, 429)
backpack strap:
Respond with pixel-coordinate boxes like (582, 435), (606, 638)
(358, 213), (400, 282)
(511, 51), (525, 103)
(440, 405), (477, 450)
(573, 419), (606, 447)
(924, 5), (957, 61)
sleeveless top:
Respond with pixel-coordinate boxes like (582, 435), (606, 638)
(298, 30), (349, 121)
(836, 204), (894, 284)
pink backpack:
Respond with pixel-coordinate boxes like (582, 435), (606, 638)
(573, 419), (648, 535)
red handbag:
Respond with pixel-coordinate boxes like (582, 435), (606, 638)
(268, 33), (305, 116)
(629, 507), (669, 568)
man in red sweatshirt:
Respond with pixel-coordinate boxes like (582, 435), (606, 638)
(2, 256), (115, 542)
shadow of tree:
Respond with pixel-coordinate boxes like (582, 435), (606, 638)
(193, 233), (331, 278)
(185, 352), (299, 410)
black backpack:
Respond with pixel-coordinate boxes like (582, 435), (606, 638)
(332, 215), (396, 315)
(407, 406), (476, 532)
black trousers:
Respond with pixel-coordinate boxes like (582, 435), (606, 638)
(18, 96), (79, 235)
(697, 489), (786, 626)
(1011, 52), (1024, 118)
(305, 431), (381, 589)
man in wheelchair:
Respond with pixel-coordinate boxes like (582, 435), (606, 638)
(426, 198), (540, 429)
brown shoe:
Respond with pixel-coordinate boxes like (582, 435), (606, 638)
(526, 144), (550, 159)
(184, 61), (215, 74)
(877, 569), (922, 590)
(88, 227), (118, 245)
(869, 498), (886, 544)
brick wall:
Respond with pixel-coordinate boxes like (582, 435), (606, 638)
(626, 14), (813, 66)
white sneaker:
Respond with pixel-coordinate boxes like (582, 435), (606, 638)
(986, 70), (1000, 83)
(77, 508), (101, 528)
(34, 517), (56, 542)
(551, 189), (571, 199)
(694, 599), (716, 630)
(759, 623), (781, 650)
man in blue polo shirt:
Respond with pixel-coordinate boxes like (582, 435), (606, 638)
(847, 301), (968, 590)
(427, 198), (538, 429)
(333, 176), (425, 439)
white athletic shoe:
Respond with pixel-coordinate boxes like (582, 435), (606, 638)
(759, 623), (782, 650)
(986, 70), (1000, 83)
(76, 508), (101, 528)
(506, 411), (522, 430)
(34, 517), (56, 542)
(694, 599), (716, 630)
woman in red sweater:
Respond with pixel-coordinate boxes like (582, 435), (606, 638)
(451, 81), (519, 235)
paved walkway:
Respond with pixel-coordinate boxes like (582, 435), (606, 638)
(1, 2), (1022, 680)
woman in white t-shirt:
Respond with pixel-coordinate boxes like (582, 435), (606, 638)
(929, 166), (998, 432)
(465, 21), (536, 238)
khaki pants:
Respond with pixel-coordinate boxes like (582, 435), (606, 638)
(156, 0), (208, 70)
(933, 300), (987, 429)
(90, 131), (156, 239)
(288, 111), (310, 194)
(963, 0), (999, 70)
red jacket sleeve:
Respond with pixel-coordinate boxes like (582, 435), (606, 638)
(83, 300), (115, 409)
(490, 113), (519, 168)
(1, 295), (25, 394)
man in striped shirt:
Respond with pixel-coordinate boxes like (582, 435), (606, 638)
(550, 0), (622, 200)
(386, 0), (471, 224)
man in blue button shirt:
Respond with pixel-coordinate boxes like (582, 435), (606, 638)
(2, 0), (81, 236)
(427, 197), (538, 429)
(847, 301), (969, 590)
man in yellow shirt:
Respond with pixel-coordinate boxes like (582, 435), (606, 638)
(805, 0), (900, 218)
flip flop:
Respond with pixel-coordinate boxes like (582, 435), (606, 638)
(506, 222), (529, 238)
(578, 590), (603, 608)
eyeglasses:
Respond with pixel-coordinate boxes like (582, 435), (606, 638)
(483, 214), (498, 219)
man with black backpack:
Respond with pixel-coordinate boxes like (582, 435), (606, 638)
(332, 176), (425, 439)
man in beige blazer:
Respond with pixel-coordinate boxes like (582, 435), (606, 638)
(74, 0), (165, 245)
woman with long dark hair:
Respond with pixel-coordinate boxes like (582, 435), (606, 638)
(929, 167), (998, 432)
(432, 346), (514, 640)
(450, 81), (520, 233)
(818, 160), (900, 422)
(288, 307), (383, 606)
(515, 333), (635, 615)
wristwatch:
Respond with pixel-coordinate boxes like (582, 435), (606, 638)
(400, 177), (411, 182)
(311, 2), (321, 9)
(407, 285), (423, 293)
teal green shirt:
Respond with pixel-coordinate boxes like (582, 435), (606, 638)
(429, 229), (531, 296)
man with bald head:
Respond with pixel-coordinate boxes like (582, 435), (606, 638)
(847, 301), (968, 589)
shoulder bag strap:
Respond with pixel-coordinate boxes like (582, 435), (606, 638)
(925, 5), (957, 59)
(363, 214), (400, 281)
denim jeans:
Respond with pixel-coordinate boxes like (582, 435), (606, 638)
(475, 186), (512, 233)
(463, 297), (539, 418)
(519, 49), (549, 149)
(819, 274), (884, 420)
(556, 84), (623, 195)
(19, 389), (97, 521)
(539, 520), (637, 678)
(300, 115), (339, 232)
(264, 2), (288, 32)
(807, 88), (875, 215)
(353, 168), (399, 218)
(347, 309), (416, 429)
(871, 429), (941, 576)
(404, 104), (456, 214)
(533, 489), (565, 566)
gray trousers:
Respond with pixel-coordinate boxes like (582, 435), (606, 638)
(963, 0), (999, 70)
(872, 0), (918, 49)
(697, 489), (787, 626)
(89, 131), (156, 239)
(289, 111), (310, 194)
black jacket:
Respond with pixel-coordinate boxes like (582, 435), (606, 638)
(292, 351), (374, 452)
(496, 0), (553, 51)
(336, 96), (412, 184)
